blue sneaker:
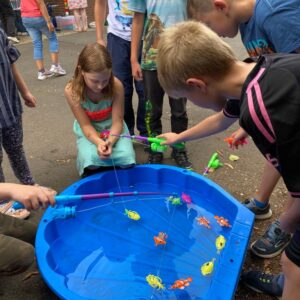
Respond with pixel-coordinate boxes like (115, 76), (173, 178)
(243, 198), (272, 220)
(251, 219), (291, 258)
(241, 271), (283, 299)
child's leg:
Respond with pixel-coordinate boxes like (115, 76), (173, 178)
(80, 8), (88, 31)
(2, 117), (35, 185)
(73, 9), (82, 31)
(0, 212), (36, 275)
(254, 161), (281, 204)
(107, 33), (135, 134)
(21, 18), (44, 71)
(281, 229), (300, 300)
(40, 23), (59, 65)
(0, 128), (5, 182)
(168, 97), (188, 134)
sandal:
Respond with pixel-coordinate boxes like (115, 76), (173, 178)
(0, 201), (30, 219)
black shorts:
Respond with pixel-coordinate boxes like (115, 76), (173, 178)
(285, 227), (300, 267)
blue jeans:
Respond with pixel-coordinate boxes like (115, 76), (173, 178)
(22, 17), (58, 60)
(107, 33), (146, 135)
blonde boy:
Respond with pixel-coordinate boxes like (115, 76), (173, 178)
(157, 21), (300, 300)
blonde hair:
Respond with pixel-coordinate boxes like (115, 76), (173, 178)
(187, 0), (215, 19)
(70, 43), (114, 103)
(157, 21), (237, 91)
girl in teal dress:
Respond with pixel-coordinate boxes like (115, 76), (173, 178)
(65, 43), (135, 176)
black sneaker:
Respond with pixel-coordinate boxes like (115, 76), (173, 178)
(243, 198), (272, 220)
(251, 219), (291, 258)
(171, 148), (193, 170)
(241, 271), (283, 298)
(148, 151), (163, 164)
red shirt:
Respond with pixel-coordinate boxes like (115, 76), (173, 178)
(21, 0), (43, 17)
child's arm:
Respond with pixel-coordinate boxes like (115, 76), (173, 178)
(11, 63), (36, 108)
(64, 84), (107, 154)
(101, 78), (125, 157)
(0, 183), (56, 210)
(35, 0), (54, 32)
(159, 111), (237, 145)
(94, 0), (108, 46)
(131, 12), (145, 81)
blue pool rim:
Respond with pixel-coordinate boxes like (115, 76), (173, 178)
(35, 165), (255, 300)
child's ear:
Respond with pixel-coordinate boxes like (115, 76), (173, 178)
(186, 78), (207, 93)
(213, 0), (228, 12)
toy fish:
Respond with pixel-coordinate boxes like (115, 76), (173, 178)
(201, 258), (216, 276)
(224, 137), (248, 147)
(154, 232), (168, 246)
(124, 209), (140, 221)
(146, 274), (165, 289)
(215, 235), (226, 253)
(214, 216), (231, 227)
(181, 193), (192, 204)
(196, 216), (211, 229)
(166, 196), (182, 205)
(170, 277), (192, 290)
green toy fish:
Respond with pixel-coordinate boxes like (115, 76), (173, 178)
(215, 235), (226, 254)
(201, 258), (216, 276)
(124, 209), (140, 221)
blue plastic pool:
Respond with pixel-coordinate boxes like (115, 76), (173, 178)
(35, 165), (254, 300)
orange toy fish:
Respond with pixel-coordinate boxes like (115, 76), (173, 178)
(197, 217), (211, 229)
(154, 232), (168, 246)
(170, 277), (193, 290)
(215, 216), (231, 227)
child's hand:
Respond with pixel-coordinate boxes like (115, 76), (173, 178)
(157, 132), (179, 145)
(97, 140), (112, 159)
(9, 184), (56, 210)
(229, 127), (248, 149)
(22, 91), (37, 108)
(47, 21), (55, 32)
(131, 61), (143, 81)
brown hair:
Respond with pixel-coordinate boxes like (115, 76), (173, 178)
(187, 0), (215, 19)
(70, 43), (114, 103)
(157, 21), (236, 92)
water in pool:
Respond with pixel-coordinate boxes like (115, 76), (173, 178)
(44, 182), (232, 300)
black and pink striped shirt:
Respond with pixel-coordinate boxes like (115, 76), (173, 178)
(224, 54), (300, 198)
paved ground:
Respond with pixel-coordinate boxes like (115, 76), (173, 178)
(0, 30), (284, 299)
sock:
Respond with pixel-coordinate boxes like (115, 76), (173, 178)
(39, 68), (45, 73)
(254, 198), (268, 208)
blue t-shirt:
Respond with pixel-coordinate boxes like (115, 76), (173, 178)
(128, 0), (187, 70)
(239, 0), (300, 57)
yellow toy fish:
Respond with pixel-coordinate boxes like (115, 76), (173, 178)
(124, 209), (140, 221)
(146, 274), (164, 289)
(216, 235), (226, 253)
(201, 258), (215, 276)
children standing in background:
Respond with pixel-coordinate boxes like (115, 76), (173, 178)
(128, 0), (192, 169)
(94, 0), (146, 137)
(187, 0), (300, 267)
(21, 0), (66, 80)
(67, 0), (88, 32)
(65, 43), (135, 177)
(156, 20), (300, 300)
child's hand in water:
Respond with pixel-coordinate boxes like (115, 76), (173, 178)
(97, 140), (112, 159)
(157, 132), (179, 145)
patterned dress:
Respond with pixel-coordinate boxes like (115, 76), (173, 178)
(73, 97), (136, 176)
(67, 0), (88, 10)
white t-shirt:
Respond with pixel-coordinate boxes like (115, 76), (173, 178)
(107, 0), (133, 41)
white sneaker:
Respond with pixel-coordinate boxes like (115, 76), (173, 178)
(8, 36), (20, 44)
(37, 69), (54, 80)
(50, 64), (66, 76)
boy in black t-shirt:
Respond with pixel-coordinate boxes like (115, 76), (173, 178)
(156, 21), (300, 300)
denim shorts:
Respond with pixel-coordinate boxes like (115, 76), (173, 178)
(22, 17), (59, 60)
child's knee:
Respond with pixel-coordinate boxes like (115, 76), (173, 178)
(281, 251), (300, 281)
(0, 235), (34, 276)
